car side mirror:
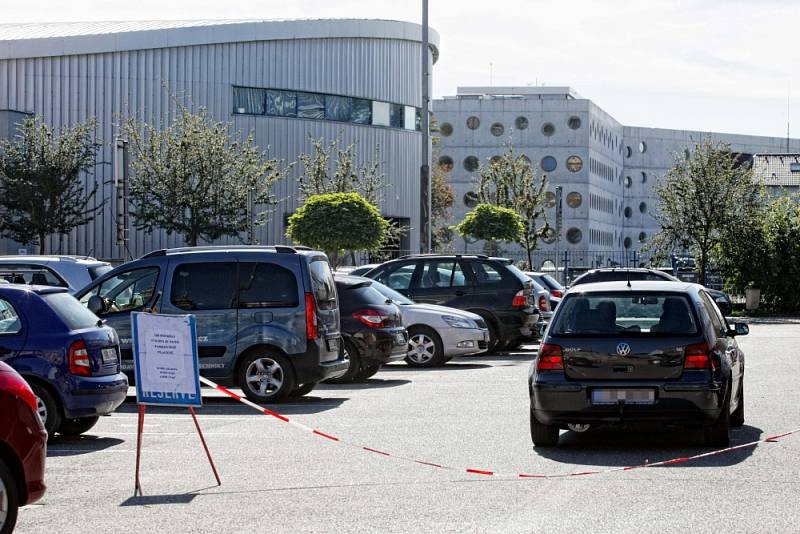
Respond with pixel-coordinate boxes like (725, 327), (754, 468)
(729, 322), (749, 337)
(87, 295), (107, 315)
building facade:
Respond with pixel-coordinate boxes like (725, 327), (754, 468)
(0, 19), (439, 259)
(433, 87), (800, 267)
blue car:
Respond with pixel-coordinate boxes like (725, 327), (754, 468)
(0, 285), (128, 438)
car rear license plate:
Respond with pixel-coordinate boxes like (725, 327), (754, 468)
(326, 337), (339, 352)
(101, 347), (118, 363)
(591, 389), (655, 405)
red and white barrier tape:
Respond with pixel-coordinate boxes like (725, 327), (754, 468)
(198, 376), (799, 479)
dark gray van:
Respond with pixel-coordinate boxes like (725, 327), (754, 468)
(74, 246), (348, 403)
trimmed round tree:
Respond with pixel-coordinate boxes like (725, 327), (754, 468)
(287, 192), (388, 267)
(457, 203), (524, 244)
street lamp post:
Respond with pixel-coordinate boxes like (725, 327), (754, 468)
(420, 0), (432, 253)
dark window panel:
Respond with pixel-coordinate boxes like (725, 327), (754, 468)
(325, 95), (352, 122)
(266, 90), (297, 117)
(390, 104), (404, 128)
(297, 92), (325, 119)
(233, 87), (265, 115)
(351, 98), (372, 124)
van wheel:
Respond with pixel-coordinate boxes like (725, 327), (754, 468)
(405, 326), (444, 367)
(530, 410), (559, 447)
(326, 340), (361, 384)
(731, 378), (745, 428)
(59, 416), (100, 437)
(705, 387), (731, 447)
(30, 383), (61, 439)
(357, 362), (382, 380)
(0, 457), (20, 534)
(238, 352), (295, 403)
(290, 382), (318, 398)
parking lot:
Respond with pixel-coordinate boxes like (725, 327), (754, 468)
(15, 320), (800, 533)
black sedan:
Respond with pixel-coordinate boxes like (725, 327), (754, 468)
(327, 275), (408, 383)
(529, 281), (747, 447)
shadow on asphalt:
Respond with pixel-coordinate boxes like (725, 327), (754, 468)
(380, 363), (491, 371)
(117, 396), (348, 416)
(534, 424), (763, 468)
(318, 378), (411, 390)
(120, 493), (199, 506)
(47, 435), (125, 457)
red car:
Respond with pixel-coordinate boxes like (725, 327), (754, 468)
(0, 361), (47, 533)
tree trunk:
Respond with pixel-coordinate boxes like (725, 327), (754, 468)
(328, 249), (339, 269)
(38, 232), (46, 254)
(698, 248), (707, 286)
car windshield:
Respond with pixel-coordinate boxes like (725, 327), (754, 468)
(550, 292), (698, 336)
(369, 280), (414, 305)
(43, 292), (101, 330)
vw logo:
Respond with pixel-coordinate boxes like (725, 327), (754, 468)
(616, 342), (632, 356)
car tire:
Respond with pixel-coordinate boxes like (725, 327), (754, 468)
(705, 386), (731, 447)
(405, 326), (445, 368)
(505, 337), (524, 351)
(0, 457), (20, 534)
(530, 410), (559, 447)
(474, 315), (501, 354)
(325, 340), (361, 384)
(30, 383), (61, 439)
(290, 382), (318, 398)
(731, 378), (745, 428)
(356, 361), (382, 380)
(58, 416), (100, 437)
(237, 352), (295, 404)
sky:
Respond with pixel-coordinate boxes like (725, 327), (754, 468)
(4, 0), (800, 139)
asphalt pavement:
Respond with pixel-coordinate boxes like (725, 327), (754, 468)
(16, 322), (800, 533)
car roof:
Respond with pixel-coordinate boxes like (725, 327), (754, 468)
(389, 254), (505, 262)
(333, 274), (374, 287)
(140, 245), (324, 259)
(0, 255), (106, 265)
(0, 284), (70, 296)
(567, 280), (698, 293)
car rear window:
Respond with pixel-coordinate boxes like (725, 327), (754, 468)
(89, 264), (113, 280)
(43, 292), (100, 330)
(0, 265), (67, 287)
(336, 282), (388, 307)
(551, 292), (698, 336)
(574, 271), (670, 285)
(309, 259), (337, 310)
(539, 274), (562, 291)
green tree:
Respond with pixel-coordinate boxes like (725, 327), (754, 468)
(122, 104), (286, 246)
(759, 195), (800, 311)
(457, 203), (524, 244)
(651, 139), (760, 285)
(0, 116), (103, 253)
(286, 192), (388, 267)
(430, 118), (456, 251)
(475, 143), (549, 267)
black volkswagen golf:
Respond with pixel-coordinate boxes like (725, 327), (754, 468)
(529, 281), (748, 447)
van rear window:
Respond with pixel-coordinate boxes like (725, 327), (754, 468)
(309, 259), (337, 310)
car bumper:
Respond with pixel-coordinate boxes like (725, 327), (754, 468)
(496, 309), (540, 339)
(530, 375), (724, 426)
(441, 327), (490, 356)
(291, 342), (351, 385)
(351, 328), (408, 364)
(62, 372), (129, 419)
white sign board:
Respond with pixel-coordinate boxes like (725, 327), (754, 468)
(132, 312), (201, 407)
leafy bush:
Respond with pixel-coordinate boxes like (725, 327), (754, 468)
(456, 203), (524, 243)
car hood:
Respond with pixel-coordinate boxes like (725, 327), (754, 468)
(398, 303), (483, 322)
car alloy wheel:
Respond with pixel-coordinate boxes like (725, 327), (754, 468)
(407, 333), (436, 365)
(245, 357), (284, 397)
(36, 395), (48, 426)
(0, 474), (7, 531)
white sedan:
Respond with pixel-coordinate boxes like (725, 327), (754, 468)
(369, 279), (490, 367)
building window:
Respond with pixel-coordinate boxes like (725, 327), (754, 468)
(297, 92), (325, 119)
(542, 122), (555, 136)
(641, 171), (647, 183)
(440, 122), (454, 136)
(463, 191), (479, 208)
(566, 155), (583, 173)
(566, 192), (582, 208)
(390, 104), (404, 128)
(566, 228), (582, 244)
(545, 191), (556, 208)
(541, 156), (557, 172)
(325, 95), (351, 122)
(624, 206), (632, 218)
(466, 116), (480, 130)
(372, 101), (391, 126)
(624, 237), (632, 249)
(541, 227), (556, 244)
(351, 98), (371, 124)
(625, 146), (632, 158)
(438, 155), (454, 172)
(490, 122), (504, 137)
(518, 154), (532, 166)
(638, 232), (647, 243)
(639, 141), (647, 153)
(639, 201), (647, 214)
(265, 90), (296, 117)
(515, 116), (529, 130)
(490, 155), (502, 165)
(463, 156), (480, 172)
(568, 116), (581, 130)
(624, 176), (632, 188)
(233, 87), (265, 115)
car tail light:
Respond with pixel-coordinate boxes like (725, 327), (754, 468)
(68, 340), (92, 376)
(353, 309), (390, 328)
(550, 289), (563, 298)
(512, 290), (528, 308)
(0, 369), (38, 413)
(537, 343), (564, 371)
(538, 295), (549, 312)
(305, 292), (318, 340)
(683, 342), (715, 370)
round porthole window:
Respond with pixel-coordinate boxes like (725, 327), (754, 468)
(440, 228), (454, 243)
(490, 122), (504, 137)
(566, 155), (583, 173)
(625, 146), (633, 158)
(639, 202), (647, 214)
(624, 237), (632, 249)
(568, 116), (582, 130)
(540, 156), (557, 172)
(542, 122), (555, 136)
(515, 116), (529, 130)
(466, 116), (480, 130)
(624, 176), (632, 188)
(566, 227), (582, 244)
(624, 206), (632, 218)
(566, 192), (583, 208)
(638, 232), (647, 243)
(518, 154), (531, 166)
(438, 155), (454, 172)
(541, 227), (556, 244)
(639, 141), (647, 153)
(463, 155), (480, 172)
(545, 191), (556, 208)
(490, 155), (502, 165)
(641, 171), (647, 183)
(440, 123), (453, 137)
(463, 191), (479, 208)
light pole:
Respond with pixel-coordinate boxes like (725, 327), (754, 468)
(420, 0), (432, 253)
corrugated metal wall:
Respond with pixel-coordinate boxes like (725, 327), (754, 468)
(0, 36), (424, 258)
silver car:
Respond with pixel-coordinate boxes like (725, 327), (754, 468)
(370, 280), (490, 367)
(0, 255), (113, 293)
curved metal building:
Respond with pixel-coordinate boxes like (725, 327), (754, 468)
(0, 19), (439, 259)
